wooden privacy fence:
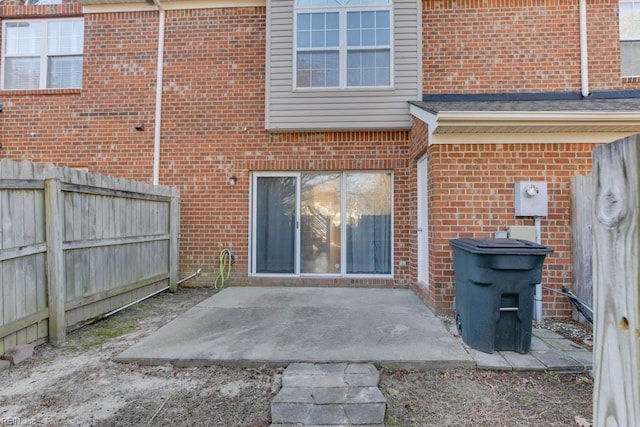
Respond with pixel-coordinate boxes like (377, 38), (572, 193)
(0, 159), (180, 353)
(590, 135), (639, 426)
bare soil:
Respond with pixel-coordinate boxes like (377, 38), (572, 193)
(0, 287), (593, 426)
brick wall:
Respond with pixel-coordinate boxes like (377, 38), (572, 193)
(408, 118), (430, 303)
(0, 0), (86, 166)
(418, 0), (633, 317)
(0, 7), (157, 179)
(423, 0), (640, 94)
(0, 1), (633, 318)
(158, 7), (267, 284)
(420, 141), (596, 316)
(0, 6), (416, 288)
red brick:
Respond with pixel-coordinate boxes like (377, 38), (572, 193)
(2, 343), (35, 366)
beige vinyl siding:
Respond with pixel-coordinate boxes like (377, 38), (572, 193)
(266, 0), (420, 131)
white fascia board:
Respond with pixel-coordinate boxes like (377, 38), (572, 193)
(436, 110), (640, 123)
(409, 104), (438, 145)
(429, 131), (638, 145)
(411, 107), (640, 144)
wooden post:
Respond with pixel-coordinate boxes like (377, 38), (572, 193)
(592, 135), (640, 426)
(169, 189), (180, 292)
(44, 178), (66, 345)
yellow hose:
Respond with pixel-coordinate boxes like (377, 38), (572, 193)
(213, 249), (233, 289)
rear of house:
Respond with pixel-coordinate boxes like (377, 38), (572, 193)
(0, 0), (639, 318)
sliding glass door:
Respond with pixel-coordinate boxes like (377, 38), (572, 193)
(345, 173), (392, 274)
(252, 172), (392, 277)
(254, 176), (297, 273)
(301, 173), (342, 274)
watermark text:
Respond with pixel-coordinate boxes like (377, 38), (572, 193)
(0, 418), (35, 426)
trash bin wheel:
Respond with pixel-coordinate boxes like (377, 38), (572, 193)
(455, 311), (462, 335)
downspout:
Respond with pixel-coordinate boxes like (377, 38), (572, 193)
(579, 0), (590, 97)
(152, 0), (166, 185)
(534, 216), (543, 323)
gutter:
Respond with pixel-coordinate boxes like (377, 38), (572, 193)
(152, 0), (166, 185)
(579, 0), (590, 97)
(433, 111), (640, 122)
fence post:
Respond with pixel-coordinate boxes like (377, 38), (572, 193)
(44, 178), (66, 345)
(169, 189), (180, 292)
(592, 135), (640, 426)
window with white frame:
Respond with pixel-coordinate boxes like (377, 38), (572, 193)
(620, 0), (640, 76)
(2, 18), (84, 90)
(295, 0), (392, 89)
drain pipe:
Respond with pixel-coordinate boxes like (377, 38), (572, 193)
(98, 268), (201, 320)
(534, 216), (543, 323)
(100, 285), (169, 320)
(579, 0), (590, 97)
(177, 268), (202, 285)
(152, 0), (166, 185)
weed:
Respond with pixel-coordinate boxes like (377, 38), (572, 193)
(545, 370), (560, 382)
(385, 414), (400, 426)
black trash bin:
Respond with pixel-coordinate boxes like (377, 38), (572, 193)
(450, 238), (553, 354)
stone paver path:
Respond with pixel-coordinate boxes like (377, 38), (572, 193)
(270, 363), (386, 427)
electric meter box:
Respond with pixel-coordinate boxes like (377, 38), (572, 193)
(514, 181), (548, 217)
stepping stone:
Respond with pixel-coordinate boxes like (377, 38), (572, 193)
(271, 363), (386, 426)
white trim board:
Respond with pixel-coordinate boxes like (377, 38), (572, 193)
(410, 104), (640, 145)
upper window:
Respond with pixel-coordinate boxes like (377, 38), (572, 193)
(2, 18), (84, 90)
(294, 0), (392, 89)
(620, 1), (640, 77)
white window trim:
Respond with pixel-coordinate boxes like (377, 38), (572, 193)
(293, 2), (394, 90)
(620, 0), (640, 77)
(249, 171), (394, 278)
(1, 18), (84, 90)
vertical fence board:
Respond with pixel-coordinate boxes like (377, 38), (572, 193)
(1, 188), (14, 248)
(0, 186), (4, 355)
(0, 182), (3, 250)
(13, 190), (26, 334)
(170, 191), (180, 291)
(25, 189), (38, 343)
(45, 179), (66, 345)
(3, 260), (17, 331)
(36, 251), (49, 318)
(570, 174), (594, 323)
(0, 265), (3, 356)
(593, 135), (640, 427)
(2, 260), (16, 354)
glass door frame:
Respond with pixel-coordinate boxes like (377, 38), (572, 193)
(250, 172), (301, 277)
(249, 171), (394, 278)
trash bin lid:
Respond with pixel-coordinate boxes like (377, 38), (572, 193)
(450, 238), (554, 255)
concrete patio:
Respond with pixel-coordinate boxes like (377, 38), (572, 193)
(116, 287), (592, 372)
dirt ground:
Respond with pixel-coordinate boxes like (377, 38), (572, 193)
(0, 287), (593, 426)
